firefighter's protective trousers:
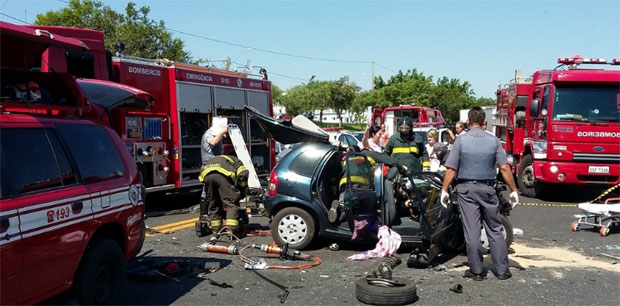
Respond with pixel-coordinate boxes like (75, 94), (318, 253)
(202, 173), (242, 224)
(198, 155), (248, 229)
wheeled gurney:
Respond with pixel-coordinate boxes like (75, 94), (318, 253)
(571, 197), (620, 236)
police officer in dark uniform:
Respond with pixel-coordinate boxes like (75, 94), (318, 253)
(383, 116), (430, 173)
(440, 107), (519, 281)
(197, 155), (249, 236)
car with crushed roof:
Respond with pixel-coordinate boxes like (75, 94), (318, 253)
(247, 106), (513, 267)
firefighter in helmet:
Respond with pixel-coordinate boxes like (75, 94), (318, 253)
(196, 154), (249, 236)
(383, 116), (430, 173)
(328, 146), (377, 224)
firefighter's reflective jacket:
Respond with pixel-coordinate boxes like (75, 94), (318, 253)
(199, 155), (249, 188)
(339, 153), (376, 189)
(384, 133), (429, 173)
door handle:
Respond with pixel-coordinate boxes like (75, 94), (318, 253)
(72, 201), (84, 214)
(0, 217), (9, 234)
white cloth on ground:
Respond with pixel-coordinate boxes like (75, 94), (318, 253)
(346, 226), (402, 261)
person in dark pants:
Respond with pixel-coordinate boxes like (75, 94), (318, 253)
(197, 155), (249, 236)
(440, 107), (519, 281)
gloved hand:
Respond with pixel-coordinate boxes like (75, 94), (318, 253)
(509, 191), (519, 208)
(440, 190), (450, 208)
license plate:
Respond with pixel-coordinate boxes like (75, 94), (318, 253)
(588, 166), (609, 174)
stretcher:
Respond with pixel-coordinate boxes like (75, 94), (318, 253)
(571, 197), (620, 237)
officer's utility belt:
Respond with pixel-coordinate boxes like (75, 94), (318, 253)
(457, 180), (496, 186)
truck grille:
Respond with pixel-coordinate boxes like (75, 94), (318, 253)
(572, 153), (620, 164)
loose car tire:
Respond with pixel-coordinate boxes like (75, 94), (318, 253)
(356, 277), (418, 305)
(271, 207), (315, 250)
(480, 215), (514, 252)
(74, 238), (125, 305)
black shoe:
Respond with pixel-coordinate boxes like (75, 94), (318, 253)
(195, 221), (211, 237)
(496, 270), (512, 280)
(463, 269), (484, 281)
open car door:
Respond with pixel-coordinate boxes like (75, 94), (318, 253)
(412, 172), (453, 252)
(76, 79), (154, 111)
(340, 152), (379, 238)
(245, 105), (329, 144)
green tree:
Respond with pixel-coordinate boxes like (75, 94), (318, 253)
(35, 0), (190, 62)
(326, 77), (358, 125)
(271, 84), (284, 106)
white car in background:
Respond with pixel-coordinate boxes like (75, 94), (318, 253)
(325, 129), (364, 149)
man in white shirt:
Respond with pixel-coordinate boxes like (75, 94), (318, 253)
(201, 121), (228, 165)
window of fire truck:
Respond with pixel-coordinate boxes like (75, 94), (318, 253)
(1, 69), (78, 106)
(0, 128), (76, 198)
(552, 86), (620, 122)
(56, 124), (126, 184)
(66, 51), (95, 79)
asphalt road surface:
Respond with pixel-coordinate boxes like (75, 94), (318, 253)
(47, 184), (620, 305)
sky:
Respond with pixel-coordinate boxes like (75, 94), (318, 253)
(1, 0), (619, 98)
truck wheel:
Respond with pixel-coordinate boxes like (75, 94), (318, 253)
(271, 207), (315, 250)
(481, 215), (514, 252)
(517, 155), (543, 198)
(356, 277), (418, 305)
(74, 238), (125, 305)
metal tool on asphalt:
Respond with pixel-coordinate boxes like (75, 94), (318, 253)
(251, 270), (290, 303)
(238, 243), (323, 269)
(199, 241), (239, 255)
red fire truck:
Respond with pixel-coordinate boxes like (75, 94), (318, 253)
(495, 55), (620, 198)
(371, 105), (451, 143)
(372, 105), (446, 132)
(20, 23), (275, 193)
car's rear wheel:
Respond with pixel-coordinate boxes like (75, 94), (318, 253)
(74, 238), (125, 305)
(271, 207), (315, 250)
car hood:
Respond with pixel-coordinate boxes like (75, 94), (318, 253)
(245, 105), (329, 144)
(77, 79), (154, 111)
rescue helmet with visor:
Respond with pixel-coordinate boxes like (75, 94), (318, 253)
(397, 116), (413, 135)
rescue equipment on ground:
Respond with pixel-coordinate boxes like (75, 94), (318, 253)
(238, 242), (322, 270)
(199, 242), (239, 255)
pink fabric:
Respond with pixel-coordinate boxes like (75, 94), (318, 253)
(346, 226), (402, 261)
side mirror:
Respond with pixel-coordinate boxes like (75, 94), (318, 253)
(529, 98), (540, 117)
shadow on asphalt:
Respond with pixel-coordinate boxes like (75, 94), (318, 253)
(145, 190), (202, 214)
(536, 184), (615, 203)
(123, 255), (233, 305)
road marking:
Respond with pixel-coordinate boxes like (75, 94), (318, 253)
(519, 202), (577, 207)
(147, 217), (198, 236)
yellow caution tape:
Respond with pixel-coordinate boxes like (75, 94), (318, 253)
(587, 183), (620, 204)
(519, 202), (577, 207)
